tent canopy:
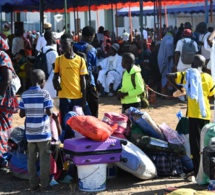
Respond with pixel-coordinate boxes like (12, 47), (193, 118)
(117, 3), (215, 16)
(1, 0), (205, 13)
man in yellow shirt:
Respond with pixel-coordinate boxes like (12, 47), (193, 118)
(53, 33), (90, 139)
(167, 54), (215, 177)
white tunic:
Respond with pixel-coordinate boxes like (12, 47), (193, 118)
(97, 54), (124, 93)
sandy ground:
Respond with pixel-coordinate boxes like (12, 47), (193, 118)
(0, 96), (212, 195)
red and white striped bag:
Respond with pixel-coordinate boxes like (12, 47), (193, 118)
(102, 112), (130, 139)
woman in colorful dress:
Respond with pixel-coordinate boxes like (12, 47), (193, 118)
(0, 36), (19, 164)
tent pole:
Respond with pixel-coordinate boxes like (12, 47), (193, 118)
(156, 0), (159, 41)
(0, 5), (2, 33)
(64, 0), (68, 33)
(210, 0), (213, 23)
(11, 12), (14, 34)
(88, 0), (91, 26)
(164, 4), (168, 27)
(115, 4), (118, 39)
(77, 7), (79, 33)
(96, 7), (100, 29)
(191, 13), (193, 27)
(159, 0), (162, 39)
(74, 7), (76, 34)
(129, 5), (133, 43)
(139, 0), (144, 62)
(39, 0), (44, 34)
(154, 1), (156, 33)
(111, 3), (114, 41)
(205, 0), (209, 24)
(77, 7), (80, 41)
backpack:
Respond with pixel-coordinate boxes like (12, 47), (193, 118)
(73, 44), (99, 117)
(181, 39), (196, 64)
(73, 44), (94, 83)
(34, 47), (54, 79)
(130, 73), (149, 109)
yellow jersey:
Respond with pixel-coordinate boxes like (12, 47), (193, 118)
(54, 54), (88, 99)
(176, 72), (215, 120)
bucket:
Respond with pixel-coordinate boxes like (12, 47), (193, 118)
(107, 163), (118, 179)
(77, 163), (107, 192)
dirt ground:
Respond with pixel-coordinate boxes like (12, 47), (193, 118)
(0, 95), (212, 195)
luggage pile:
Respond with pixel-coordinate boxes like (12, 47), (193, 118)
(63, 108), (194, 192)
(123, 107), (193, 177)
(63, 111), (157, 191)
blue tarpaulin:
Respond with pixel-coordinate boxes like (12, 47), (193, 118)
(1, 0), (155, 13)
(117, 4), (215, 16)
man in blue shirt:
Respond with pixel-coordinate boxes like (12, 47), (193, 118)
(73, 26), (99, 117)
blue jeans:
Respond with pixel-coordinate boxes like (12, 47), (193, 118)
(59, 98), (91, 130)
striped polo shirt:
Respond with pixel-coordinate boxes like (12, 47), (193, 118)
(19, 86), (53, 142)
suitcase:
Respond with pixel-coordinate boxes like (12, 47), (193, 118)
(135, 136), (186, 155)
(63, 137), (127, 165)
(115, 140), (157, 180)
(203, 145), (215, 180)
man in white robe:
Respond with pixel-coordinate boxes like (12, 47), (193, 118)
(97, 43), (124, 97)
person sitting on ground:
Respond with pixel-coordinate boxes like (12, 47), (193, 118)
(166, 54), (215, 178)
(117, 53), (144, 113)
(19, 69), (53, 192)
(97, 43), (124, 97)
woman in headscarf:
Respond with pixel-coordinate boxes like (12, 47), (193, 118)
(0, 36), (19, 163)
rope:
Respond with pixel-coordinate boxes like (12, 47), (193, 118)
(147, 86), (176, 98)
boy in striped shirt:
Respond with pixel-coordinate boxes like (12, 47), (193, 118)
(19, 69), (53, 191)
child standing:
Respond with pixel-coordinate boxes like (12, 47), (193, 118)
(117, 53), (144, 113)
(19, 69), (53, 191)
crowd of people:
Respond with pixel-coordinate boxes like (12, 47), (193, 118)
(0, 20), (215, 192)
